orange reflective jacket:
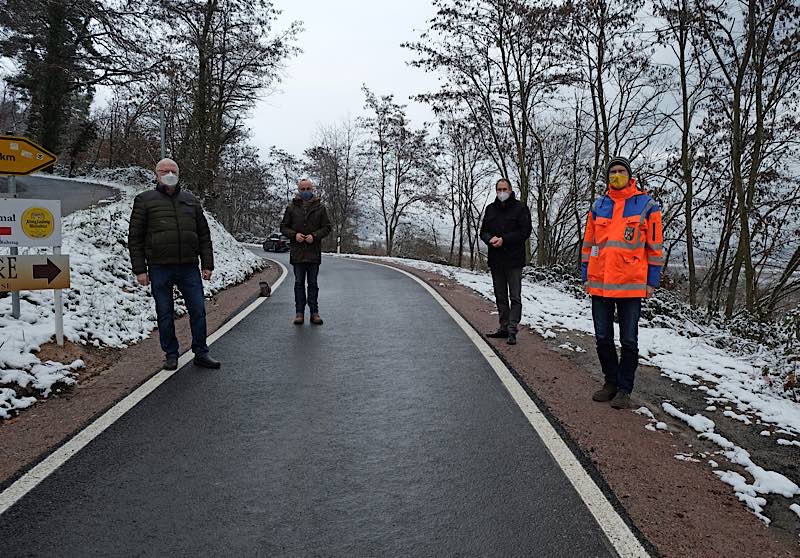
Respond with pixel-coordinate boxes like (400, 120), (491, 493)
(581, 180), (664, 298)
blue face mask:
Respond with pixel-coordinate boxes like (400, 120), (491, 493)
(299, 191), (313, 201)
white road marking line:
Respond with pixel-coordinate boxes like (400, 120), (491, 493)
(362, 260), (650, 558)
(0, 260), (288, 516)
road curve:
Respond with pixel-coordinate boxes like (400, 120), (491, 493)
(0, 174), (118, 215)
(0, 253), (617, 557)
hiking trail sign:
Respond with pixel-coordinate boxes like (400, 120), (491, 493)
(0, 198), (62, 247)
(0, 136), (57, 175)
(0, 255), (70, 292)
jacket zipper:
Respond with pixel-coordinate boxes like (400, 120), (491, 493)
(172, 196), (183, 262)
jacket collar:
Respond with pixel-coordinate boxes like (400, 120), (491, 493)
(607, 179), (641, 202)
(155, 181), (181, 197)
(494, 191), (517, 207)
(293, 194), (320, 208)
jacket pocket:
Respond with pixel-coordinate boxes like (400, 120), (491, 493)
(593, 216), (610, 234)
(622, 217), (645, 245)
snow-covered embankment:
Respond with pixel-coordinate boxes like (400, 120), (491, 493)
(0, 171), (263, 418)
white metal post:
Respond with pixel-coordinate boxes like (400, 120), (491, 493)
(9, 173), (20, 319)
(53, 245), (64, 346)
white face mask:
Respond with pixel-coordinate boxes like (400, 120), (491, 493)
(160, 172), (179, 187)
(497, 191), (510, 202)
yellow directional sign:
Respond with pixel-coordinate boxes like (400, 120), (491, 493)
(0, 255), (69, 292)
(0, 136), (57, 175)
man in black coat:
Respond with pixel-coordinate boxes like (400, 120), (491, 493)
(128, 158), (220, 371)
(479, 178), (533, 345)
(280, 178), (332, 325)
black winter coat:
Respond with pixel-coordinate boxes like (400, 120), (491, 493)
(479, 193), (533, 269)
(280, 197), (332, 265)
(128, 185), (214, 275)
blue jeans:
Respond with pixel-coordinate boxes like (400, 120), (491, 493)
(149, 264), (208, 358)
(293, 263), (320, 314)
(591, 297), (642, 393)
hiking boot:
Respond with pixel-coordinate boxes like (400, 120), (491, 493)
(486, 329), (509, 339)
(592, 382), (617, 402)
(163, 355), (178, 371)
(194, 355), (221, 369)
(610, 391), (632, 409)
(506, 332), (517, 345)
(310, 313), (324, 326)
(293, 313), (304, 325)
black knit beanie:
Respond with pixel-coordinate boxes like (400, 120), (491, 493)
(607, 156), (632, 179)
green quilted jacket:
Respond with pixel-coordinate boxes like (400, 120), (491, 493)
(128, 185), (214, 275)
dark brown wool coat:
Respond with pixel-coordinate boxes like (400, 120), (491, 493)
(280, 196), (332, 265)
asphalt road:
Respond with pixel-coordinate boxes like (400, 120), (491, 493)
(0, 252), (616, 557)
(0, 174), (118, 215)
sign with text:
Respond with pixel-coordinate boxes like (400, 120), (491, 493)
(0, 255), (70, 292)
(0, 136), (57, 175)
(0, 198), (62, 247)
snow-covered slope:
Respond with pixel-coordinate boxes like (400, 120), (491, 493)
(0, 170), (263, 418)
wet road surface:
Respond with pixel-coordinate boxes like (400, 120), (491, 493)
(0, 253), (616, 557)
(0, 174), (118, 215)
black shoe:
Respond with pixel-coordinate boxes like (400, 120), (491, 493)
(194, 355), (221, 369)
(486, 329), (509, 339)
(506, 332), (517, 345)
(163, 356), (178, 371)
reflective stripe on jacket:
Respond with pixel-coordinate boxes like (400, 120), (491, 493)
(580, 180), (664, 298)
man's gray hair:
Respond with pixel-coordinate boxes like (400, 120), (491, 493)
(297, 177), (315, 187)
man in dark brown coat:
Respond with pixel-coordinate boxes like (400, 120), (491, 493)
(280, 178), (332, 325)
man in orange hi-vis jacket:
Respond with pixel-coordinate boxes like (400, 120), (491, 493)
(581, 156), (664, 409)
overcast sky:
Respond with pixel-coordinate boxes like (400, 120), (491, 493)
(248, 0), (442, 158)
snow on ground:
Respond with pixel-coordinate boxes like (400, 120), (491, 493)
(0, 169), (263, 419)
(343, 254), (800, 525)
(345, 255), (800, 438)
(662, 401), (799, 524)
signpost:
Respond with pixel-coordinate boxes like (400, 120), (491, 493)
(1, 134), (64, 344)
(0, 136), (57, 175)
(0, 198), (62, 247)
(0, 255), (70, 291)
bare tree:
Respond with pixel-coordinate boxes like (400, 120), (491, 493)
(360, 86), (437, 256)
(405, 0), (575, 264)
(437, 112), (494, 268)
(304, 119), (367, 252)
(152, 0), (301, 201)
(698, 0), (800, 317)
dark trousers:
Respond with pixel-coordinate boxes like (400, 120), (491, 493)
(591, 296), (642, 393)
(149, 264), (208, 358)
(293, 263), (320, 314)
(490, 266), (523, 333)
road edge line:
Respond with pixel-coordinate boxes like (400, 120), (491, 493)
(0, 260), (288, 516)
(363, 260), (650, 558)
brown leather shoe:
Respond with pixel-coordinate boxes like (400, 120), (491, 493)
(293, 313), (304, 325)
(610, 391), (632, 410)
(310, 313), (324, 325)
(592, 382), (617, 402)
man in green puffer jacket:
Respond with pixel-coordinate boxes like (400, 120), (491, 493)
(280, 178), (332, 326)
(128, 158), (220, 371)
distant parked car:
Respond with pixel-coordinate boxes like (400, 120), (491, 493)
(263, 233), (290, 253)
